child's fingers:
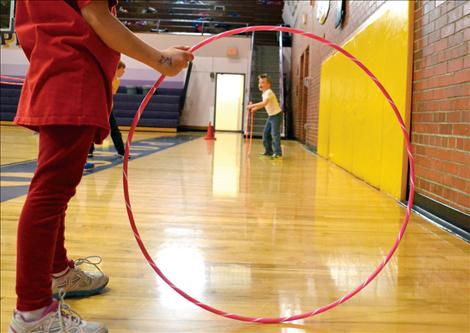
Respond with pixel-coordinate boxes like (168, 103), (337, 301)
(172, 46), (195, 62)
(173, 45), (191, 51)
(183, 52), (194, 62)
(178, 54), (193, 69)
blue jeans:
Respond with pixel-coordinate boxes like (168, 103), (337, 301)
(263, 112), (282, 155)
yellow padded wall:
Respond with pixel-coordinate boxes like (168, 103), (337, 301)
(317, 1), (413, 200)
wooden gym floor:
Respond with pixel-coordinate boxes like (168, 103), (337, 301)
(1, 126), (468, 333)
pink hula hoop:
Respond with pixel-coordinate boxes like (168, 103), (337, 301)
(122, 25), (415, 323)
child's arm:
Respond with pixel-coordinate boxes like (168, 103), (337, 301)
(248, 100), (268, 112)
(81, 2), (193, 76)
(112, 77), (120, 95)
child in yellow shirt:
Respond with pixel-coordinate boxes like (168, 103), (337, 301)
(248, 74), (283, 158)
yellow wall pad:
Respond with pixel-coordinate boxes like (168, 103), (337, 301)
(317, 1), (413, 200)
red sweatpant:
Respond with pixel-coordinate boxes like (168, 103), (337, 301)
(16, 126), (96, 311)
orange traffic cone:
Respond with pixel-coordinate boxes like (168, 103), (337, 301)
(204, 121), (216, 140)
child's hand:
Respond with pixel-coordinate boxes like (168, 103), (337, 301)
(156, 46), (194, 76)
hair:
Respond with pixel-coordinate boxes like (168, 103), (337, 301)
(258, 73), (272, 85)
(117, 60), (126, 69)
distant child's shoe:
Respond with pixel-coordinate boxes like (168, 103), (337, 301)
(84, 162), (95, 170)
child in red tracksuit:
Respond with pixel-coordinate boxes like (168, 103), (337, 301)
(9, 1), (193, 332)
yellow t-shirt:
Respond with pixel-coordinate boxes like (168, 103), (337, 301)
(112, 77), (120, 95)
(262, 89), (282, 116)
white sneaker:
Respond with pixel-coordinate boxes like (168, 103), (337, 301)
(8, 296), (107, 333)
(52, 257), (108, 299)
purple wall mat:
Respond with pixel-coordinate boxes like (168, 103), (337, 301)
(121, 80), (184, 88)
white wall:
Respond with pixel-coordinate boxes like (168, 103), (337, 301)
(131, 34), (252, 127)
(282, 0), (311, 28)
(0, 46), (28, 76)
(1, 32), (252, 127)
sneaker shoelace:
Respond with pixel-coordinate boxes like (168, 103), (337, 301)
(74, 256), (104, 275)
(57, 289), (82, 331)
